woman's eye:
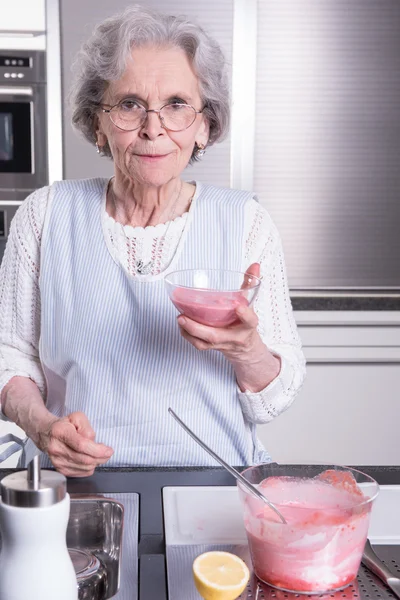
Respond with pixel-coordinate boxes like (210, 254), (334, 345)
(120, 100), (141, 112)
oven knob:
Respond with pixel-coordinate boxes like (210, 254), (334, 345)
(10, 73), (17, 78)
(4, 73), (10, 78)
(17, 73), (24, 78)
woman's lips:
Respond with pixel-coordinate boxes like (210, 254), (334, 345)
(136, 154), (170, 161)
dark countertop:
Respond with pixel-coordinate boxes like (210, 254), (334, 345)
(66, 465), (400, 534)
(291, 296), (400, 311)
(1, 465), (399, 600)
(1, 465), (399, 539)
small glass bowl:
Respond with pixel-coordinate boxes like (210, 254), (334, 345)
(164, 269), (261, 327)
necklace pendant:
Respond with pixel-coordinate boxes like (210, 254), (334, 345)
(136, 260), (153, 275)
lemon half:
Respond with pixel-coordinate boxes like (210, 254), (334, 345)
(193, 551), (250, 600)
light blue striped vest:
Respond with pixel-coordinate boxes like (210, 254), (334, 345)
(35, 178), (270, 467)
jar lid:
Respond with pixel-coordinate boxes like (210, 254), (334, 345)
(0, 470), (67, 508)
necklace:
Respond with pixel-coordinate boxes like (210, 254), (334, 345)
(109, 178), (188, 276)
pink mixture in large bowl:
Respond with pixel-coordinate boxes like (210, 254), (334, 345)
(237, 465), (379, 595)
(164, 269), (261, 327)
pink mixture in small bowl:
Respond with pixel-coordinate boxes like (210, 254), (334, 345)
(237, 464), (379, 595)
(164, 269), (261, 327)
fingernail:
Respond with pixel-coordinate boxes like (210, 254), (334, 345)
(236, 306), (246, 315)
(106, 449), (113, 457)
(178, 316), (186, 325)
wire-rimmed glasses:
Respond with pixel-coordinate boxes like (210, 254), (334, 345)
(101, 99), (203, 132)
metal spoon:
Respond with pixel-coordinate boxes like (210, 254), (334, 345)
(362, 539), (400, 599)
(168, 408), (287, 524)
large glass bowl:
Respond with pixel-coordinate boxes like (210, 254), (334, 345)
(164, 269), (261, 327)
(237, 464), (379, 595)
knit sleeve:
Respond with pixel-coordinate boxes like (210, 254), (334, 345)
(237, 198), (306, 424)
(0, 186), (50, 414)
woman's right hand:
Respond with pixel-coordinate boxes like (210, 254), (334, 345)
(37, 411), (114, 477)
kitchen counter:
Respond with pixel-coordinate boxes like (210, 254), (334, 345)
(291, 296), (400, 310)
(1, 465), (400, 599)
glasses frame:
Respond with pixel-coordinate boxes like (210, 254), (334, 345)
(100, 100), (203, 132)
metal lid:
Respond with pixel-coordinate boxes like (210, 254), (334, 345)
(0, 455), (66, 507)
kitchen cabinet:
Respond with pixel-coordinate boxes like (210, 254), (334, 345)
(0, 0), (45, 32)
(260, 362), (400, 465)
(259, 311), (400, 465)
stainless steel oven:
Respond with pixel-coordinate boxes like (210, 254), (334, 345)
(0, 50), (48, 264)
(0, 50), (48, 196)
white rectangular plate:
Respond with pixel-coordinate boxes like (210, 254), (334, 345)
(368, 484), (400, 543)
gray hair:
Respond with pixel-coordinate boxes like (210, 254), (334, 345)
(70, 5), (230, 161)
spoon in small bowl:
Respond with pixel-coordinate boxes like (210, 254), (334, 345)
(168, 408), (287, 524)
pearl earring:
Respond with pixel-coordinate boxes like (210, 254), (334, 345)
(195, 143), (206, 158)
(96, 142), (102, 155)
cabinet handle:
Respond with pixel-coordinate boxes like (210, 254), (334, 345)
(0, 30), (45, 37)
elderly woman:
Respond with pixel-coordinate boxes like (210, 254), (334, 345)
(0, 6), (305, 477)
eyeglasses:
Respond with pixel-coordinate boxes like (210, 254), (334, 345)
(101, 99), (203, 132)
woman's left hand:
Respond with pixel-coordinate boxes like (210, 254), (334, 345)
(177, 290), (261, 362)
(177, 263), (281, 392)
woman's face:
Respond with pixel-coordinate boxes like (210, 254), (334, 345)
(96, 45), (209, 187)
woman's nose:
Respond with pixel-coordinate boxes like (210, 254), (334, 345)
(139, 110), (165, 140)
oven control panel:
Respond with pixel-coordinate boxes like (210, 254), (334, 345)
(0, 50), (45, 84)
(0, 56), (31, 68)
